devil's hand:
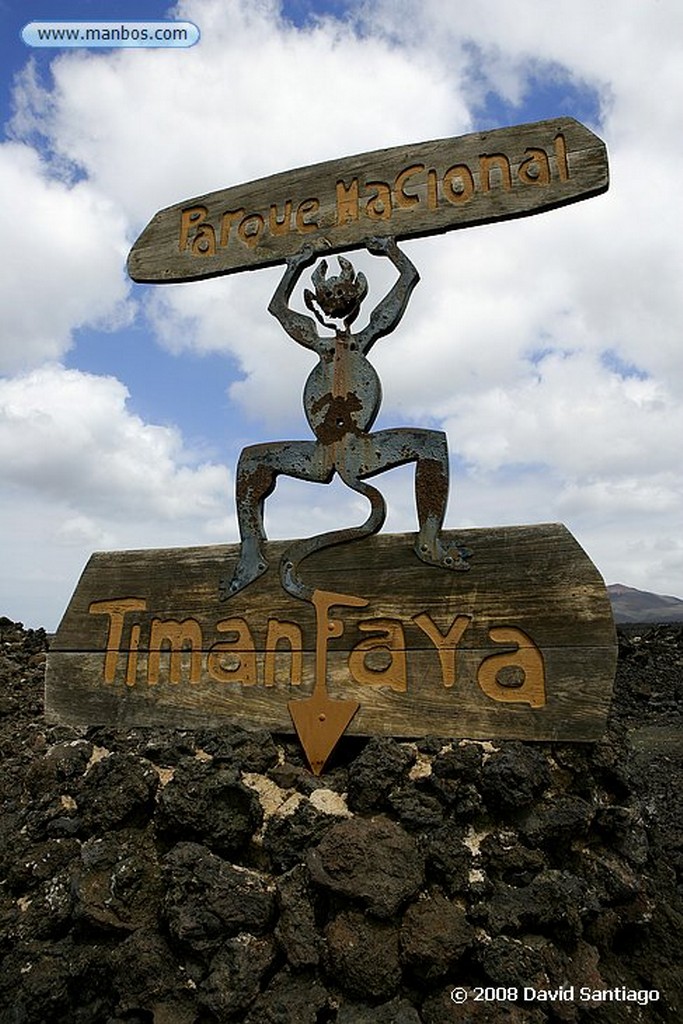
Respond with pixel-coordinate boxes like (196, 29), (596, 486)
(366, 235), (396, 255)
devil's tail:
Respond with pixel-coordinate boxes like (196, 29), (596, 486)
(280, 475), (386, 602)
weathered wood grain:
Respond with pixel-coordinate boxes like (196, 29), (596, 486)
(46, 525), (616, 741)
(127, 119), (608, 283)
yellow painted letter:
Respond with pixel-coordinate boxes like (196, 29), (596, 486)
(336, 179), (359, 225)
(443, 164), (475, 204)
(207, 617), (257, 686)
(349, 618), (407, 692)
(518, 147), (551, 186)
(89, 598), (147, 684)
(220, 208), (246, 248)
(394, 164), (424, 208)
(427, 168), (439, 209)
(364, 181), (392, 221)
(237, 213), (265, 248)
(479, 153), (512, 192)
(269, 200), (293, 236)
(477, 627), (546, 707)
(296, 198), (320, 234)
(554, 133), (570, 181)
(179, 206), (208, 252)
(264, 619), (303, 686)
(148, 618), (203, 685)
(412, 612), (471, 687)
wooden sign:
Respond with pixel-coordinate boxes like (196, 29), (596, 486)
(58, 120), (614, 770)
(127, 118), (608, 283)
(46, 524), (616, 747)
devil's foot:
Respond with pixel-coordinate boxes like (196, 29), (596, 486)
(415, 537), (471, 571)
(279, 553), (313, 602)
(219, 546), (269, 599)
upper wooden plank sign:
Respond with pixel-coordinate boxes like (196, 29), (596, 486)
(127, 118), (608, 283)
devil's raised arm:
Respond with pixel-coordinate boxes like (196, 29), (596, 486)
(267, 246), (321, 350)
(356, 238), (420, 353)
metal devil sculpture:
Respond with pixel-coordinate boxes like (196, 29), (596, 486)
(219, 236), (471, 771)
(221, 236), (470, 605)
(46, 120), (616, 777)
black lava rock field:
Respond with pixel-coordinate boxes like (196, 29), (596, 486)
(0, 616), (681, 1023)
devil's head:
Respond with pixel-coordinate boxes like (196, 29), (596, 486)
(304, 256), (368, 329)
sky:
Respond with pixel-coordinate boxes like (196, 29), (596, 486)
(1, 0), (682, 630)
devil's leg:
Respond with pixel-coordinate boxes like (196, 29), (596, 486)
(412, 433), (470, 570)
(349, 428), (470, 571)
(220, 440), (331, 598)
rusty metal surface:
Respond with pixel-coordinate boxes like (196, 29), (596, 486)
(219, 236), (470, 603)
(288, 588), (367, 774)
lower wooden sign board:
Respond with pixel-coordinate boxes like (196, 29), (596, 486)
(46, 523), (616, 748)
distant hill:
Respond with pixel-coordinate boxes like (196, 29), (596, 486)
(608, 583), (683, 623)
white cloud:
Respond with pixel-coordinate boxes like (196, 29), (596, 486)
(0, 140), (132, 373)
(2, 0), (683, 628)
(12, 0), (468, 228)
(0, 365), (233, 627)
(0, 365), (229, 519)
(441, 350), (683, 477)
